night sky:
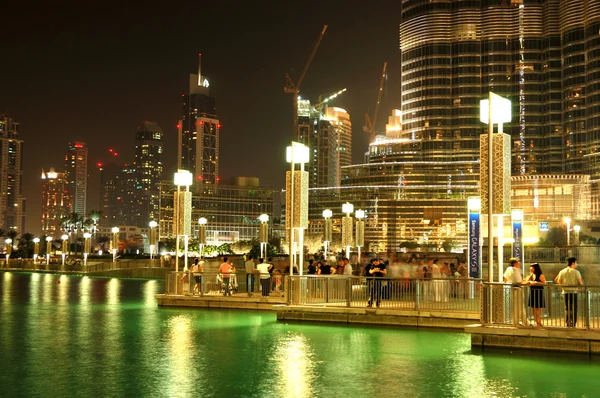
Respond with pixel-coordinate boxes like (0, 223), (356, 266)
(1, 1), (402, 234)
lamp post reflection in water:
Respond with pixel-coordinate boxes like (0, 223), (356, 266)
(5, 238), (12, 267)
(83, 233), (91, 269)
(61, 234), (68, 270)
(45, 236), (52, 270)
(33, 238), (40, 264)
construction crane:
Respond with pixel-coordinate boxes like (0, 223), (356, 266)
(363, 62), (388, 143)
(285, 24), (328, 138)
(312, 88), (347, 114)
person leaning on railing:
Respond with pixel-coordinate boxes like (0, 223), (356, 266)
(504, 257), (526, 325)
(366, 258), (387, 308)
(554, 256), (583, 328)
(256, 258), (271, 297)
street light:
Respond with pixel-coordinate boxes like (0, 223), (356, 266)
(149, 221), (158, 261)
(259, 214), (269, 259)
(5, 238), (12, 267)
(341, 202), (354, 260)
(198, 217), (207, 259)
(33, 237), (40, 264)
(111, 227), (119, 267)
(45, 236), (52, 270)
(573, 224), (581, 246)
(286, 141), (309, 275)
(83, 232), (91, 268)
(355, 209), (365, 266)
(174, 169), (193, 272)
(322, 209), (332, 259)
(563, 217), (571, 246)
(61, 234), (69, 270)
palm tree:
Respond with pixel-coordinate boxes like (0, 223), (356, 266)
(96, 235), (110, 253)
(87, 209), (102, 235)
(18, 233), (34, 258)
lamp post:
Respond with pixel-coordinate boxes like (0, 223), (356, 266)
(174, 170), (193, 273)
(149, 221), (158, 261)
(198, 217), (207, 259)
(83, 232), (91, 269)
(259, 214), (269, 259)
(563, 217), (571, 246)
(61, 234), (69, 270)
(111, 227), (119, 268)
(322, 209), (332, 259)
(573, 225), (581, 246)
(33, 237), (40, 264)
(355, 209), (365, 266)
(341, 202), (354, 260)
(5, 238), (12, 267)
(286, 142), (309, 276)
(45, 236), (52, 270)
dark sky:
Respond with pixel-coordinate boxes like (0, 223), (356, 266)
(1, 1), (402, 235)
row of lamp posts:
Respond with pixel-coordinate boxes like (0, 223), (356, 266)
(322, 203), (365, 264)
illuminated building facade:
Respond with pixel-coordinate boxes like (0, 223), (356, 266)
(64, 141), (88, 216)
(179, 55), (220, 189)
(0, 115), (25, 232)
(297, 101), (352, 188)
(98, 161), (120, 228)
(158, 177), (275, 244)
(41, 168), (70, 235)
(134, 121), (163, 227)
(117, 164), (138, 227)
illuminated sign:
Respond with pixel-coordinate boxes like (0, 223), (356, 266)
(468, 212), (481, 278)
(539, 222), (549, 231)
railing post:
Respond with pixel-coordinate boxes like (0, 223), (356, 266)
(325, 277), (329, 304)
(347, 277), (352, 307)
(586, 288), (591, 329)
(288, 276), (293, 305)
(415, 279), (420, 310)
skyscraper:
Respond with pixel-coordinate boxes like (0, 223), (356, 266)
(98, 161), (120, 229)
(179, 54), (220, 188)
(297, 101), (352, 188)
(64, 141), (88, 216)
(0, 115), (25, 232)
(41, 168), (70, 235)
(117, 163), (138, 227)
(134, 121), (163, 227)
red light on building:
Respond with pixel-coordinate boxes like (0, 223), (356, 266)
(114, 152), (118, 156)
(216, 177), (220, 182)
(200, 121), (204, 125)
(74, 143), (83, 148)
(109, 148), (113, 152)
(217, 124), (221, 128)
(197, 175), (203, 180)
(97, 162), (103, 168)
(176, 124), (181, 129)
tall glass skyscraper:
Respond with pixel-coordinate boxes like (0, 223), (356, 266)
(64, 141), (88, 216)
(134, 121), (163, 227)
(0, 115), (25, 232)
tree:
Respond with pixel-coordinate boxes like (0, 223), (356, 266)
(96, 235), (110, 252)
(17, 233), (35, 258)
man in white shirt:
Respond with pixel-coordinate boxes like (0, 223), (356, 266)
(256, 258), (271, 297)
(342, 258), (353, 276)
(555, 256), (583, 327)
(504, 258), (525, 325)
(503, 258), (523, 284)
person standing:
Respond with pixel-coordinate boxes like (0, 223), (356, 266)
(342, 257), (353, 276)
(504, 257), (525, 325)
(366, 258), (387, 307)
(245, 255), (256, 296)
(257, 258), (271, 297)
(219, 256), (233, 296)
(524, 263), (546, 327)
(555, 257), (583, 328)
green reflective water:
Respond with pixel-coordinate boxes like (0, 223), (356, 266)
(1, 272), (599, 397)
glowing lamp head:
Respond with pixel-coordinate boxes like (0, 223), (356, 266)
(46, 236), (53, 242)
(286, 142), (310, 164)
(33, 238), (40, 243)
(173, 169), (193, 187)
(83, 233), (92, 239)
(467, 197), (481, 212)
(198, 217), (208, 225)
(111, 227), (119, 234)
(5, 239), (12, 244)
(355, 209), (365, 219)
(322, 209), (333, 218)
(259, 214), (269, 223)
(149, 221), (158, 228)
(511, 209), (524, 222)
(573, 225), (581, 233)
(61, 235), (69, 241)
(480, 93), (511, 124)
(342, 203), (354, 215)
(563, 217), (571, 224)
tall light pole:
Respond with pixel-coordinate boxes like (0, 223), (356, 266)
(5, 238), (12, 268)
(355, 209), (365, 266)
(149, 221), (158, 261)
(45, 236), (52, 270)
(564, 217), (571, 246)
(259, 214), (269, 259)
(111, 227), (119, 268)
(286, 142), (309, 276)
(174, 170), (193, 273)
(573, 225), (581, 246)
(322, 209), (332, 259)
(341, 202), (354, 260)
(33, 237), (40, 265)
(83, 232), (91, 269)
(61, 234), (69, 270)
(198, 217), (207, 259)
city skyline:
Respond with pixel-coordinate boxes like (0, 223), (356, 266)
(1, 2), (401, 235)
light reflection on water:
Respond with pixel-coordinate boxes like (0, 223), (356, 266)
(1, 272), (599, 397)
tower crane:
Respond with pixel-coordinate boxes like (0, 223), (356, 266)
(363, 62), (388, 143)
(285, 24), (328, 139)
(312, 88), (347, 114)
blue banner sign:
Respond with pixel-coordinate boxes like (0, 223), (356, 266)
(539, 222), (549, 231)
(512, 221), (524, 266)
(468, 212), (481, 278)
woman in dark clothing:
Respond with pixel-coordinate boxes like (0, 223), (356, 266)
(525, 263), (546, 327)
(318, 260), (334, 275)
(307, 259), (317, 275)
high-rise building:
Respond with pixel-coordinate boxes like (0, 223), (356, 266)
(179, 54), (220, 188)
(41, 168), (70, 235)
(0, 115), (25, 232)
(98, 161), (120, 229)
(134, 121), (163, 227)
(399, 0), (600, 180)
(64, 141), (88, 216)
(117, 163), (138, 227)
(297, 101), (352, 188)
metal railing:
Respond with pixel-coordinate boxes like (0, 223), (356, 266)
(481, 246), (600, 264)
(164, 271), (287, 298)
(481, 283), (600, 330)
(289, 276), (481, 312)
